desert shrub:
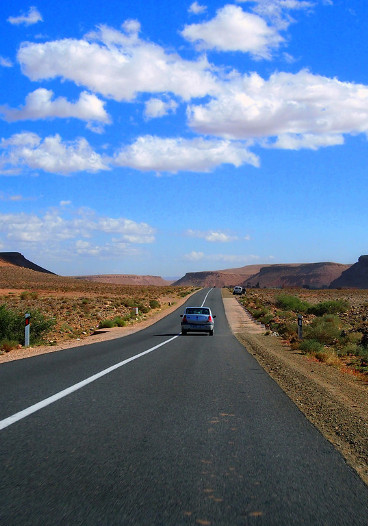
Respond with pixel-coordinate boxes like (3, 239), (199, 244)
(0, 304), (54, 345)
(112, 316), (126, 327)
(20, 291), (39, 300)
(337, 343), (359, 357)
(149, 299), (161, 309)
(122, 298), (137, 308)
(260, 313), (274, 325)
(304, 315), (342, 345)
(0, 339), (19, 353)
(138, 304), (150, 314)
(98, 319), (115, 329)
(307, 299), (349, 316)
(299, 339), (324, 354)
(275, 294), (310, 313)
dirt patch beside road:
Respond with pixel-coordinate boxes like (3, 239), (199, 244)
(223, 289), (368, 487)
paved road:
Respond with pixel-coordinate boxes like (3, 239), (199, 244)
(1, 288), (367, 525)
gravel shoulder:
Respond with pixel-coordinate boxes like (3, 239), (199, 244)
(223, 291), (368, 487)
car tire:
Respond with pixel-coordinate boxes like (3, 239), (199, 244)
(209, 330), (214, 336)
(181, 330), (187, 335)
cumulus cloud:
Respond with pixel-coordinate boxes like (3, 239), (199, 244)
(186, 229), (238, 242)
(189, 2), (207, 14)
(0, 207), (155, 254)
(144, 98), (178, 119)
(181, 4), (283, 58)
(0, 88), (110, 125)
(7, 6), (43, 26)
(114, 135), (259, 173)
(17, 24), (217, 102)
(0, 132), (109, 175)
(188, 70), (368, 147)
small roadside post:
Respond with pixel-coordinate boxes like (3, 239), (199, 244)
(297, 314), (303, 340)
(25, 313), (31, 347)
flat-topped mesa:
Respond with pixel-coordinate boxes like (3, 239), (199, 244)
(0, 252), (55, 274)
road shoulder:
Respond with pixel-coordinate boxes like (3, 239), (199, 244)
(222, 290), (368, 487)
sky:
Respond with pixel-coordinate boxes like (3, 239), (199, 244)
(0, 0), (367, 278)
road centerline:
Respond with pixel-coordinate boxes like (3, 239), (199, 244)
(0, 334), (179, 431)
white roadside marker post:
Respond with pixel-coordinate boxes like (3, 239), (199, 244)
(25, 313), (31, 347)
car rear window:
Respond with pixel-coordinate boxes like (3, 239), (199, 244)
(186, 308), (210, 315)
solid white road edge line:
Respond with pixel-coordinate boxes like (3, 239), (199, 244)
(0, 335), (179, 431)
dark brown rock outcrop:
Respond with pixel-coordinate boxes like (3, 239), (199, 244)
(330, 256), (368, 289)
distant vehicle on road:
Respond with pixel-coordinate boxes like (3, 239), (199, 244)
(233, 286), (243, 295)
(180, 307), (216, 336)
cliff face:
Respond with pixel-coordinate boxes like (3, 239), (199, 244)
(174, 262), (351, 289)
(0, 252), (54, 274)
(246, 262), (351, 289)
(330, 256), (368, 289)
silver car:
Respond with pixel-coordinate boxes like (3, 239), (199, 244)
(180, 307), (216, 336)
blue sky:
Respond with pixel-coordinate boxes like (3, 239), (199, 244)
(0, 0), (367, 277)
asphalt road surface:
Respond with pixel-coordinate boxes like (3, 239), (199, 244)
(1, 288), (367, 525)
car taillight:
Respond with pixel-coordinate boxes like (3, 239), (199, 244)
(208, 315), (213, 322)
(182, 315), (187, 323)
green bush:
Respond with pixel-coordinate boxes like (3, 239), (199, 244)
(149, 299), (161, 309)
(112, 316), (126, 327)
(307, 299), (349, 316)
(275, 294), (310, 313)
(304, 315), (342, 345)
(98, 319), (115, 329)
(299, 339), (324, 354)
(0, 304), (54, 345)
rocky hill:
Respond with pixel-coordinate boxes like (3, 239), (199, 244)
(0, 252), (54, 274)
(245, 262), (351, 289)
(174, 262), (351, 289)
(74, 274), (173, 286)
(330, 256), (368, 289)
(173, 265), (271, 287)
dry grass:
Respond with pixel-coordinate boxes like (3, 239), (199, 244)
(0, 267), (195, 349)
(239, 288), (368, 378)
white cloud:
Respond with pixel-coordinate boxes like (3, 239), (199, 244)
(17, 24), (217, 102)
(236, 0), (314, 30)
(181, 4), (283, 58)
(0, 57), (12, 68)
(7, 6), (43, 26)
(273, 133), (344, 150)
(188, 70), (368, 148)
(186, 229), (238, 242)
(114, 135), (259, 173)
(189, 2), (207, 14)
(0, 207), (155, 252)
(144, 98), (178, 119)
(0, 88), (110, 125)
(0, 132), (109, 175)
(184, 251), (205, 261)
